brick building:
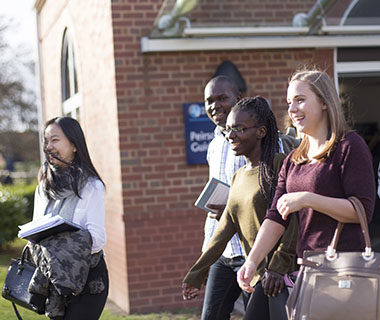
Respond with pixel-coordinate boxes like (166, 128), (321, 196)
(34, 0), (380, 314)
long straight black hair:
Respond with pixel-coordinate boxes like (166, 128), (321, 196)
(231, 96), (279, 200)
(39, 117), (104, 199)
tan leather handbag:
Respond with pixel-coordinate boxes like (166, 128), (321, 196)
(286, 196), (380, 320)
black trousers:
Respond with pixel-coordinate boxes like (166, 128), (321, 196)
(243, 281), (288, 320)
(201, 256), (245, 320)
(51, 256), (109, 320)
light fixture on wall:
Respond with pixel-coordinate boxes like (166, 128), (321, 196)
(158, 0), (199, 36)
(293, 0), (338, 33)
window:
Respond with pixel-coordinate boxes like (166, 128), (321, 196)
(61, 28), (81, 121)
(336, 0), (380, 140)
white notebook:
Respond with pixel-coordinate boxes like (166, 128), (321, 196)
(18, 213), (82, 243)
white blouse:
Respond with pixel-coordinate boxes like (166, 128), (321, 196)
(33, 178), (106, 254)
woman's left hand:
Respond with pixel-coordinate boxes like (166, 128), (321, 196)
(237, 260), (257, 293)
(276, 192), (309, 220)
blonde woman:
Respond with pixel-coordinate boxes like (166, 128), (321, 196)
(237, 68), (376, 294)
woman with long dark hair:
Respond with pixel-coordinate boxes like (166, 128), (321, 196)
(182, 97), (298, 319)
(30, 116), (108, 320)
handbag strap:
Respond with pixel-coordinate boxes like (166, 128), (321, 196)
(20, 245), (29, 265)
(10, 246), (29, 320)
(326, 196), (373, 260)
(349, 196), (371, 248)
(12, 302), (23, 320)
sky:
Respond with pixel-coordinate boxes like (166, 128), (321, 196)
(0, 0), (38, 92)
(0, 0), (39, 130)
(0, 0), (38, 56)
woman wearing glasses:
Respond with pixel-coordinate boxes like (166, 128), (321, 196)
(182, 97), (298, 319)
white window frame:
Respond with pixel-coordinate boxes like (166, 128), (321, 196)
(61, 29), (81, 120)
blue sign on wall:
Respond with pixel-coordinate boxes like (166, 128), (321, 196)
(183, 102), (216, 165)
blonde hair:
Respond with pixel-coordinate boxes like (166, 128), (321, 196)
(289, 67), (349, 164)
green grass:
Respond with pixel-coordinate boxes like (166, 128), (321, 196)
(0, 240), (201, 320)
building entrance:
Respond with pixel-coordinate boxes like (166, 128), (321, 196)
(339, 73), (380, 249)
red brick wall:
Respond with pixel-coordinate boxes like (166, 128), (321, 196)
(189, 0), (355, 28)
(38, 0), (336, 314)
(36, 0), (129, 312)
(189, 0), (316, 25)
(115, 49), (333, 314)
(111, 0), (334, 313)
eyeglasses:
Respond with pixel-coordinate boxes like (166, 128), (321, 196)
(222, 125), (259, 136)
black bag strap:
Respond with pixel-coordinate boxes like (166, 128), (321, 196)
(12, 302), (23, 320)
(11, 246), (29, 320)
(20, 245), (30, 264)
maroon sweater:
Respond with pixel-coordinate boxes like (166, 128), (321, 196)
(265, 132), (376, 258)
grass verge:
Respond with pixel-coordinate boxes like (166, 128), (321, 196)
(0, 239), (201, 319)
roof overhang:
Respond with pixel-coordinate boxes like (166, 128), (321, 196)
(141, 34), (380, 53)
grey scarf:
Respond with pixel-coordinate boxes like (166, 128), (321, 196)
(43, 192), (80, 222)
(42, 165), (84, 221)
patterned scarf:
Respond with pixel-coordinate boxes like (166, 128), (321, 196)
(41, 163), (84, 221)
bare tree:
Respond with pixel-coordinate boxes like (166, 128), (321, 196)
(0, 17), (37, 131)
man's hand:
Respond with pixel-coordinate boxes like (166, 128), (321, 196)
(182, 283), (200, 300)
(261, 269), (285, 297)
(206, 204), (226, 220)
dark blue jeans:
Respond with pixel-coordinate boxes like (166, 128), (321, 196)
(201, 255), (247, 320)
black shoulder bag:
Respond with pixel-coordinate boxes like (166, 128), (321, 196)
(2, 245), (46, 319)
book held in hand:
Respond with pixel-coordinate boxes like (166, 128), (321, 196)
(194, 177), (230, 213)
(18, 213), (83, 243)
